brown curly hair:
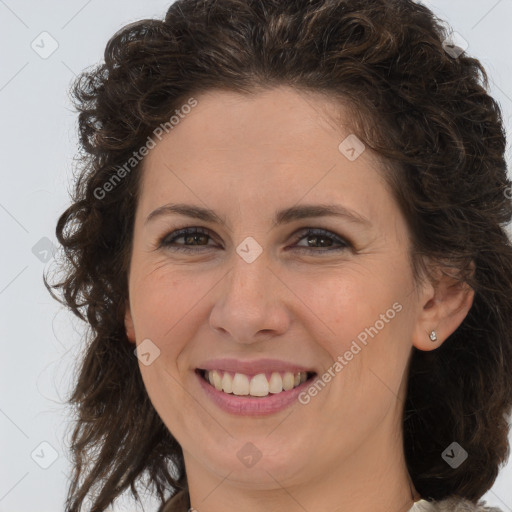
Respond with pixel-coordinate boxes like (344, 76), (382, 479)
(44, 0), (512, 510)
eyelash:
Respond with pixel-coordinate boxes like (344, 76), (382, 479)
(157, 227), (352, 254)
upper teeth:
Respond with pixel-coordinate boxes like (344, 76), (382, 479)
(206, 370), (308, 397)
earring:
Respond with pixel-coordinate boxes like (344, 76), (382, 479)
(429, 330), (437, 342)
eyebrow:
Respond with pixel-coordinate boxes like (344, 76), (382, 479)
(145, 202), (372, 228)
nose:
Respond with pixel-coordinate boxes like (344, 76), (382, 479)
(209, 250), (291, 344)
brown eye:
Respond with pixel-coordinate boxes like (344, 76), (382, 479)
(158, 226), (352, 254)
(291, 228), (352, 253)
(160, 227), (218, 252)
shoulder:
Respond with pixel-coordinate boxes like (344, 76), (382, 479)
(157, 492), (504, 512)
(157, 489), (190, 512)
(412, 496), (503, 512)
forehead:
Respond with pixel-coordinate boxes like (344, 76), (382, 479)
(137, 86), (397, 230)
(158, 86), (355, 153)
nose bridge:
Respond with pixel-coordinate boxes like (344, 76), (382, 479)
(209, 245), (288, 341)
(225, 244), (272, 306)
(223, 228), (270, 292)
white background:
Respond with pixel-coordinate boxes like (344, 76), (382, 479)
(0, 1), (511, 511)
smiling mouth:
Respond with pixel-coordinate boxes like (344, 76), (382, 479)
(196, 369), (317, 398)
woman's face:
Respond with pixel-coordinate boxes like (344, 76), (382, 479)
(124, 86), (433, 492)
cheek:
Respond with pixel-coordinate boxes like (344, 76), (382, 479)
(300, 266), (413, 409)
(294, 267), (404, 349)
(132, 271), (199, 416)
(130, 266), (204, 343)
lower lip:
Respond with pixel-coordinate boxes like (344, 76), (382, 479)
(196, 371), (315, 416)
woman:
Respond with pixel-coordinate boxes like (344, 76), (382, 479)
(45, 0), (512, 511)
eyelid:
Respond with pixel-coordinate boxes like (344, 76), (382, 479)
(290, 227), (352, 249)
(157, 225), (354, 253)
(156, 226), (219, 251)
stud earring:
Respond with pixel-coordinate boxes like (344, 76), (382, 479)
(429, 330), (437, 342)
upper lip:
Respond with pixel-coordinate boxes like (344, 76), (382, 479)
(196, 358), (316, 375)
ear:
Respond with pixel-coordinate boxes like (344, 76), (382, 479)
(124, 299), (136, 344)
(412, 262), (475, 351)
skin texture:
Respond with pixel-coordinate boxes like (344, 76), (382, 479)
(124, 86), (474, 512)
